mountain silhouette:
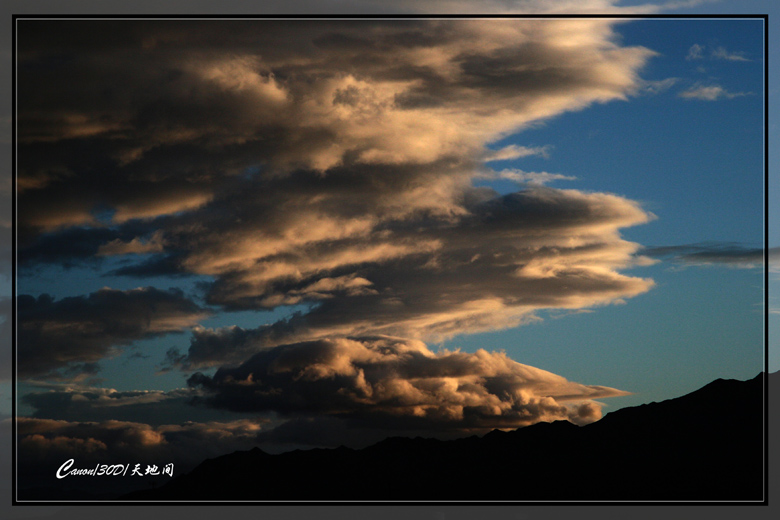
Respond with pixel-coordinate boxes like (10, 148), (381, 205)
(123, 372), (767, 502)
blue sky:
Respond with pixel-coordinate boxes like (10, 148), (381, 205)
(4, 5), (771, 497)
(464, 17), (766, 408)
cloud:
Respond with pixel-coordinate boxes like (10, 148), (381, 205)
(187, 336), (629, 439)
(17, 18), (654, 236)
(19, 385), (249, 425)
(678, 84), (749, 101)
(16, 18), (660, 452)
(18, 221), (178, 269)
(483, 144), (551, 162)
(770, 247), (780, 273)
(17, 19), (658, 377)
(160, 186), (654, 370)
(96, 231), (167, 256)
(638, 77), (678, 95)
(686, 43), (704, 60)
(495, 168), (576, 185)
(643, 243), (764, 269)
(17, 287), (210, 379)
(711, 46), (750, 62)
(686, 44), (750, 62)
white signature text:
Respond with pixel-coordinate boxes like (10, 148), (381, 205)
(56, 459), (174, 479)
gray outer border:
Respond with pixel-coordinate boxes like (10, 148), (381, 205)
(1, 1), (775, 519)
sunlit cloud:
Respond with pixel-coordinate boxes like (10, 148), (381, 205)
(17, 18), (654, 237)
(188, 336), (629, 434)
(161, 187), (654, 370)
(18, 19), (658, 376)
(483, 144), (551, 162)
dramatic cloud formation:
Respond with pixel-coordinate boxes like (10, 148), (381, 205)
(166, 186), (654, 370)
(188, 336), (629, 435)
(16, 17), (660, 440)
(17, 288), (209, 379)
(17, 18), (653, 234)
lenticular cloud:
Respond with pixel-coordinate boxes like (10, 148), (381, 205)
(188, 336), (630, 431)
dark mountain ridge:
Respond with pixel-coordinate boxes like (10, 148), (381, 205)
(123, 372), (768, 502)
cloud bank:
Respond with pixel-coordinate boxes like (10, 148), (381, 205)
(16, 17), (660, 441)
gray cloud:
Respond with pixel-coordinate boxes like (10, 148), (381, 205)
(643, 243), (764, 268)
(770, 247), (780, 272)
(17, 287), (210, 379)
(494, 168), (576, 185)
(711, 46), (750, 62)
(20, 385), (253, 425)
(686, 43), (704, 60)
(686, 43), (751, 62)
(188, 336), (629, 435)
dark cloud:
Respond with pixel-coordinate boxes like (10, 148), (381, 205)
(17, 287), (209, 378)
(21, 385), (256, 426)
(166, 313), (306, 370)
(643, 243), (764, 268)
(188, 336), (629, 435)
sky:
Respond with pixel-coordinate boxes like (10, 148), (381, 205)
(0, 0), (774, 508)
